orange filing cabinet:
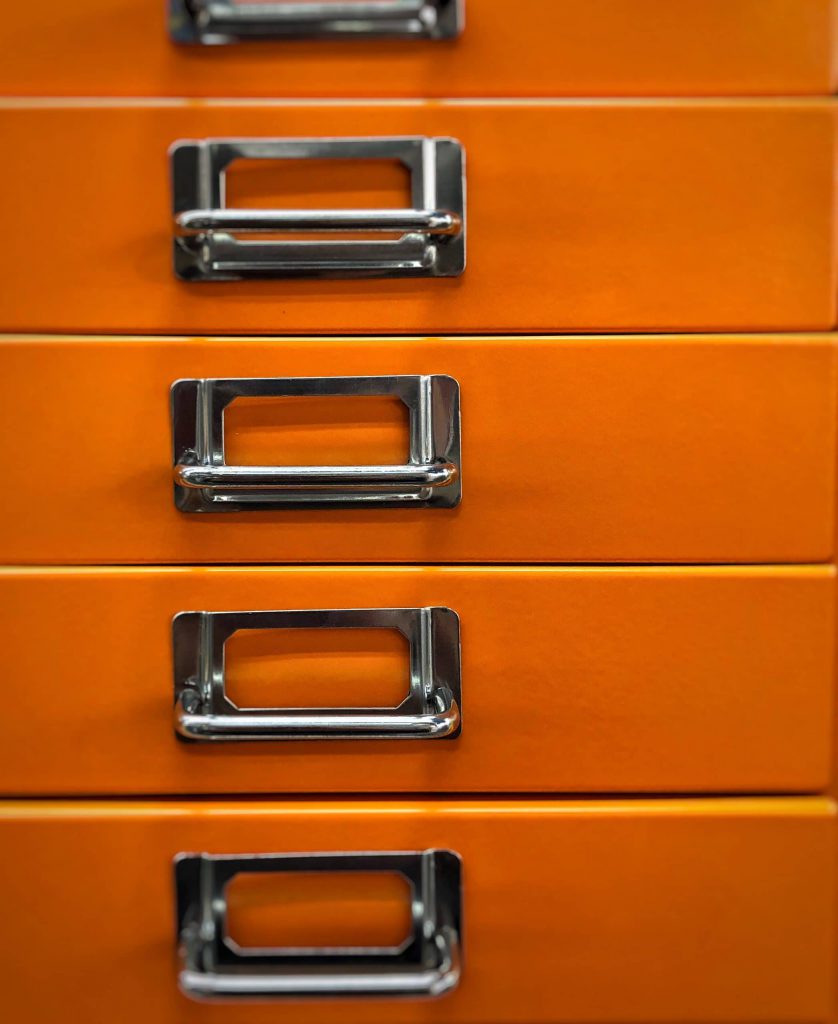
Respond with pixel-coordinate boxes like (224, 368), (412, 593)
(1, 3), (837, 1021)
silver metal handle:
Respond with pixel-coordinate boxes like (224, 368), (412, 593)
(175, 208), (462, 235)
(170, 0), (464, 44)
(175, 850), (462, 1001)
(175, 462), (458, 491)
(171, 374), (461, 511)
(173, 607), (462, 741)
(171, 137), (466, 280)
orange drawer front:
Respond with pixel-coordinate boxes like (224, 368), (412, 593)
(0, 566), (833, 795)
(2, 1), (835, 98)
(2, 335), (836, 565)
(0, 798), (834, 1023)
(0, 102), (835, 334)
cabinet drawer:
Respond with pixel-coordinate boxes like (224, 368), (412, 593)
(1, 102), (835, 333)
(2, 1), (835, 98)
(0, 798), (834, 1023)
(0, 566), (833, 795)
(2, 336), (836, 564)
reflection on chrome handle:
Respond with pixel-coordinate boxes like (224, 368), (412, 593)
(175, 208), (462, 236)
(176, 686), (460, 741)
(180, 928), (461, 999)
(174, 461), (459, 492)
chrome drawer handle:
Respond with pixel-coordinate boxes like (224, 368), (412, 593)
(171, 136), (466, 280)
(171, 374), (462, 512)
(175, 850), (462, 1000)
(170, 0), (464, 44)
(173, 607), (462, 741)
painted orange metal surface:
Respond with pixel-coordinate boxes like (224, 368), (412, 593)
(1, 565), (833, 795)
(0, 102), (835, 334)
(0, 798), (834, 1023)
(1, 1), (835, 98)
(1, 335), (835, 565)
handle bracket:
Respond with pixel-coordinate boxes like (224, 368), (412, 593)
(171, 136), (466, 280)
(171, 374), (461, 511)
(175, 849), (463, 1000)
(173, 606), (462, 741)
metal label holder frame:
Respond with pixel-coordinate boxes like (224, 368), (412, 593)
(171, 374), (462, 511)
(175, 849), (463, 1000)
(171, 136), (466, 279)
(173, 606), (463, 741)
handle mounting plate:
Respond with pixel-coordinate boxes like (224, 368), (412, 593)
(175, 849), (463, 1000)
(171, 136), (466, 280)
(173, 606), (462, 741)
(171, 374), (462, 511)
